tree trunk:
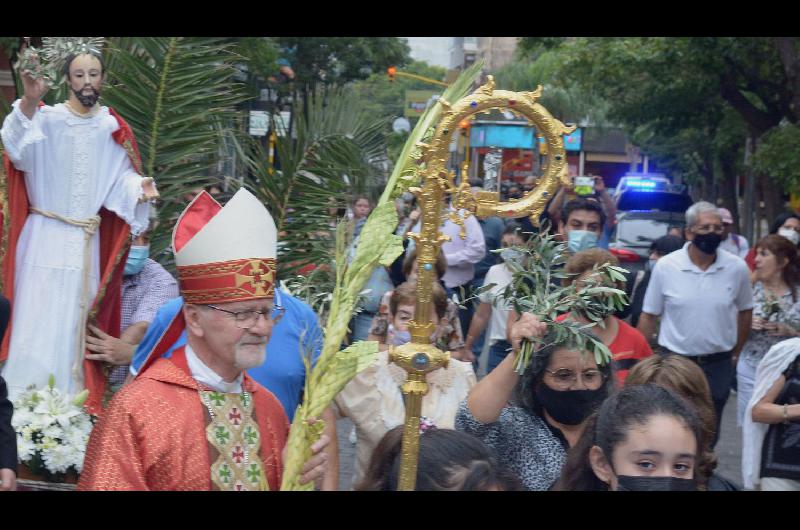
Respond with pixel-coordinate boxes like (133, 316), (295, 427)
(775, 37), (800, 123)
(760, 172), (786, 234)
(742, 134), (757, 243)
(718, 152), (740, 232)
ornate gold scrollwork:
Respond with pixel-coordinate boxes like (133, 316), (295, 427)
(396, 76), (571, 490)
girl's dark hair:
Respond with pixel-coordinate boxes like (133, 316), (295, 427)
(755, 234), (800, 302)
(513, 332), (614, 418)
(769, 212), (800, 236)
(355, 426), (523, 491)
(553, 384), (704, 491)
(561, 198), (607, 230)
(502, 221), (532, 242)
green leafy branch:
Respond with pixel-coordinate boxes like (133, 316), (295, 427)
(499, 228), (630, 373)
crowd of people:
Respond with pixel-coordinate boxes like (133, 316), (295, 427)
(337, 183), (800, 491)
(0, 46), (798, 492)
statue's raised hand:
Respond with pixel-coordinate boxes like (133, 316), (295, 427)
(17, 49), (49, 119)
(21, 70), (49, 103)
(18, 47), (50, 103)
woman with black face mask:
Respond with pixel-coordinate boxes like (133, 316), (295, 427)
(455, 313), (614, 490)
(553, 384), (703, 491)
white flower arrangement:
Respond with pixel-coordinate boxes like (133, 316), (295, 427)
(11, 375), (95, 481)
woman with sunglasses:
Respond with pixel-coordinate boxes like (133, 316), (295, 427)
(455, 312), (614, 490)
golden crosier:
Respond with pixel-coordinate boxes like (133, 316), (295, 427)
(394, 76), (571, 490)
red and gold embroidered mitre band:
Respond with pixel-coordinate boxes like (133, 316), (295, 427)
(172, 188), (278, 302)
(178, 257), (277, 304)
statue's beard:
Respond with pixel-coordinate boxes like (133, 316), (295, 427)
(73, 86), (100, 108)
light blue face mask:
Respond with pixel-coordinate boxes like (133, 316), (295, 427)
(124, 245), (149, 276)
(389, 326), (412, 346)
(567, 230), (599, 253)
(388, 323), (436, 346)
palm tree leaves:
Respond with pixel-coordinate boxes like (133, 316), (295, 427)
(245, 87), (389, 278)
(100, 37), (249, 264)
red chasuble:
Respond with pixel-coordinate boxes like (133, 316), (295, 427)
(77, 347), (289, 490)
(0, 106), (141, 415)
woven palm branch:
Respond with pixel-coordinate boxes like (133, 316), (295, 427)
(280, 64), (485, 490)
(100, 37), (249, 267)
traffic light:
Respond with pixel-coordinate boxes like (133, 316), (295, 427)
(387, 66), (397, 82)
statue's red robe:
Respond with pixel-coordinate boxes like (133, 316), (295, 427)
(0, 107), (140, 415)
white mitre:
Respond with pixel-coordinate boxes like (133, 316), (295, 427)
(173, 188), (277, 304)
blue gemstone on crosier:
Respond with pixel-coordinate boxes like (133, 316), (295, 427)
(423, 263), (433, 271)
(470, 101), (478, 107)
(412, 353), (429, 369)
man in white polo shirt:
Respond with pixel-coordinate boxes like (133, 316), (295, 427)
(637, 201), (753, 445)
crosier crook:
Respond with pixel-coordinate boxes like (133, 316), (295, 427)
(391, 75), (573, 490)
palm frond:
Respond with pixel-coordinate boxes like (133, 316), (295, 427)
(244, 86), (389, 279)
(100, 37), (250, 266)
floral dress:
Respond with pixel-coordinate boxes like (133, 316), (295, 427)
(741, 282), (800, 368)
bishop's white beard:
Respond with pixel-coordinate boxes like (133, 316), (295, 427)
(234, 335), (268, 370)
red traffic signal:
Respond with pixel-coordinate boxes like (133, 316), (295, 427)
(387, 66), (397, 82)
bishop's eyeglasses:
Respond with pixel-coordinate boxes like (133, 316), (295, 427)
(204, 303), (286, 328)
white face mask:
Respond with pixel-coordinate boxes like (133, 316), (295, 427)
(778, 228), (800, 245)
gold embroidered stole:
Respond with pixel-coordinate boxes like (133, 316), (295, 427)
(200, 390), (268, 491)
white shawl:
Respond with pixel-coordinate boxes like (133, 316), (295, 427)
(741, 337), (800, 489)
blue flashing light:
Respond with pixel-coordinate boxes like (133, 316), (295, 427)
(626, 179), (657, 189)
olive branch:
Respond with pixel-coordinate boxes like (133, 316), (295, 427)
(497, 227), (630, 374)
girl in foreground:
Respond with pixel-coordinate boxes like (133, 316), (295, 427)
(554, 384), (704, 491)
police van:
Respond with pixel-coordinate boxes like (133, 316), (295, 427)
(608, 173), (692, 271)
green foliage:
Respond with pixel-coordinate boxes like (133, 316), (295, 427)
(499, 227), (629, 373)
(350, 60), (448, 127)
(515, 38), (759, 193)
(754, 122), (800, 190)
(380, 60), (485, 204)
(493, 51), (609, 124)
(100, 37), (250, 266)
(234, 37), (280, 82)
(275, 37), (411, 90)
(244, 86), (389, 279)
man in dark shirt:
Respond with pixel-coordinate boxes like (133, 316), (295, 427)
(0, 295), (16, 491)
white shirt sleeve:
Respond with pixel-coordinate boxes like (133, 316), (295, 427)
(738, 236), (750, 259)
(734, 263), (755, 311)
(444, 214), (486, 267)
(641, 260), (665, 316)
(479, 266), (498, 304)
